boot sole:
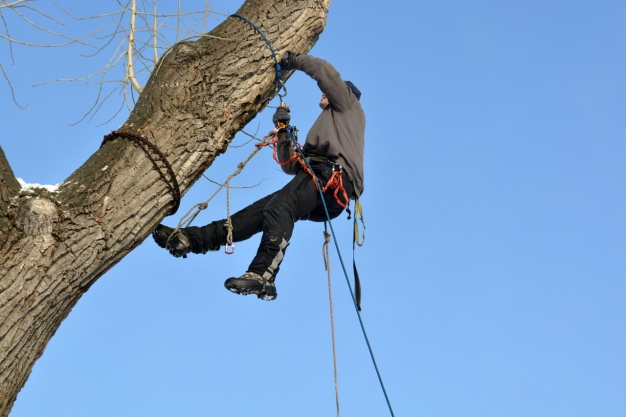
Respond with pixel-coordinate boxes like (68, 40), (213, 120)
(224, 278), (277, 301)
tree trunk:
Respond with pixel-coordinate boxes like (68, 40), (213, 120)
(0, 0), (330, 414)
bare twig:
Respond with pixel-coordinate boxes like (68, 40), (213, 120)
(0, 8), (15, 64)
(127, 0), (142, 93)
(2, 1), (226, 121)
(202, 175), (268, 189)
(175, 0), (180, 44)
(0, 1), (30, 11)
(0, 62), (26, 108)
(151, 0), (157, 63)
(6, 3), (96, 47)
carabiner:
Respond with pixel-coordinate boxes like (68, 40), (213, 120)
(225, 242), (235, 255)
(276, 80), (287, 102)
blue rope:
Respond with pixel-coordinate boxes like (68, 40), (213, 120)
(230, 14), (284, 97)
(286, 127), (396, 417)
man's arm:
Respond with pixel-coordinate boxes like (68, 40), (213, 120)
(272, 106), (299, 175)
(276, 130), (299, 175)
(284, 53), (355, 112)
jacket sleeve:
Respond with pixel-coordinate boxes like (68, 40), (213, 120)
(276, 130), (299, 175)
(293, 54), (355, 112)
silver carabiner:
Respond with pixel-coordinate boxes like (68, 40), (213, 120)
(276, 80), (288, 102)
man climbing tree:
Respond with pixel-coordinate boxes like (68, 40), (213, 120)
(153, 51), (365, 301)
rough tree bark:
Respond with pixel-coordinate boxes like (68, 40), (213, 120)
(0, 0), (330, 414)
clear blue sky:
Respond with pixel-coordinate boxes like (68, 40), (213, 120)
(2, 1), (625, 416)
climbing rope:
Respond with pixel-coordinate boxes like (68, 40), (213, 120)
(230, 14), (286, 99)
(323, 224), (341, 417)
(224, 184), (235, 254)
(285, 125), (396, 417)
(101, 131), (181, 216)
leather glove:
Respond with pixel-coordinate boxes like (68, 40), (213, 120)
(280, 51), (299, 72)
(272, 105), (290, 126)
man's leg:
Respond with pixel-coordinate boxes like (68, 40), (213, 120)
(152, 192), (276, 257)
(225, 170), (322, 300)
(187, 192), (275, 251)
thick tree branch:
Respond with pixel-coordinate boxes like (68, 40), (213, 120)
(0, 0), (331, 415)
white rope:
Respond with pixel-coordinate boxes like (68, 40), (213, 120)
(323, 224), (341, 417)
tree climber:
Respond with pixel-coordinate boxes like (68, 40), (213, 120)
(152, 52), (365, 301)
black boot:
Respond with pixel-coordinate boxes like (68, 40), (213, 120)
(152, 224), (191, 258)
(224, 272), (277, 301)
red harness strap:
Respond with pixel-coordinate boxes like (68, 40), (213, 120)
(322, 167), (350, 208)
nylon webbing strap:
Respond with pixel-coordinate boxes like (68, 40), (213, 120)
(353, 199), (365, 310)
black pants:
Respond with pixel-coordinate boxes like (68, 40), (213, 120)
(184, 162), (354, 281)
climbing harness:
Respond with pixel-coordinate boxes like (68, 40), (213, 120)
(101, 131), (181, 216)
(321, 165), (350, 208)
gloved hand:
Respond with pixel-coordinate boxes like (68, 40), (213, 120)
(280, 51), (299, 72)
(272, 105), (290, 126)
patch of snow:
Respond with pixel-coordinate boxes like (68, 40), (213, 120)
(17, 178), (61, 193)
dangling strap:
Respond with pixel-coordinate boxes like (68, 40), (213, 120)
(352, 199), (365, 310)
(354, 199), (365, 246)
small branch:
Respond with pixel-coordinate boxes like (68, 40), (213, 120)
(202, 175), (268, 189)
(202, 0), (209, 33)
(0, 0), (30, 10)
(0, 10), (15, 64)
(0, 32), (91, 48)
(127, 0), (143, 94)
(175, 0), (181, 43)
(0, 63), (26, 108)
(152, 0), (158, 64)
(5, 3), (97, 48)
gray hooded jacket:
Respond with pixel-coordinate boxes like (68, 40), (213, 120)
(277, 54), (365, 197)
